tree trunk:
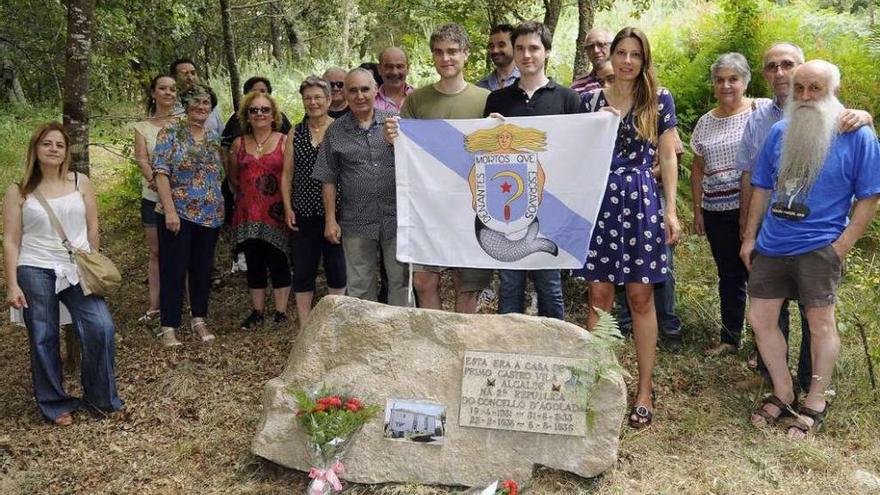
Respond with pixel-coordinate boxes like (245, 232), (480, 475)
(63, 0), (93, 176)
(341, 0), (352, 60)
(0, 43), (28, 106)
(573, 0), (596, 77)
(219, 0), (241, 110)
(62, 0), (95, 373)
(269, 2), (283, 63)
(202, 39), (211, 81)
(543, 0), (563, 39)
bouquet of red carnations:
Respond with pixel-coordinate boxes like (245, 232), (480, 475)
(291, 388), (380, 495)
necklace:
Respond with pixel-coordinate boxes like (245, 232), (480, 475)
(253, 131), (272, 154)
(308, 118), (333, 147)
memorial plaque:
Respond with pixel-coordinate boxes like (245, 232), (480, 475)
(459, 350), (588, 436)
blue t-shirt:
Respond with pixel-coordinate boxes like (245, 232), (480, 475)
(752, 121), (880, 256)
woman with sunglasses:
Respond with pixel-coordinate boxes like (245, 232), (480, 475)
(229, 91), (291, 330)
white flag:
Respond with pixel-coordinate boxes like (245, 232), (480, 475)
(395, 113), (618, 269)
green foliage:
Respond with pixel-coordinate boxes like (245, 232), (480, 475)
(655, 0), (880, 131)
(0, 106), (63, 192)
(835, 247), (880, 383)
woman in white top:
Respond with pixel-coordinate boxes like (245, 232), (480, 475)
(690, 53), (767, 357)
(3, 122), (123, 426)
(133, 74), (177, 322)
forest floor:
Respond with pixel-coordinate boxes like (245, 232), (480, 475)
(1, 127), (879, 494)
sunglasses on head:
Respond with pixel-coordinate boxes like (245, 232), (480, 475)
(329, 81), (344, 89)
(248, 106), (272, 115)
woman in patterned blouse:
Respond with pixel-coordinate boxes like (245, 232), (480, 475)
(281, 76), (346, 327)
(152, 83), (225, 346)
(690, 53), (766, 357)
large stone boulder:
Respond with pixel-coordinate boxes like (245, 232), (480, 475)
(252, 295), (627, 486)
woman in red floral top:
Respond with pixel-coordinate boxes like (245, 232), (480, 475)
(229, 91), (291, 330)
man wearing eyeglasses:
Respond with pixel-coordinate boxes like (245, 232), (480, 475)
(570, 28), (612, 96)
(375, 47), (414, 112)
(323, 67), (350, 119)
(736, 42), (873, 393)
(384, 23), (492, 314)
(312, 68), (410, 307)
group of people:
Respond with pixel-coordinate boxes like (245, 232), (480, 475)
(4, 20), (877, 439)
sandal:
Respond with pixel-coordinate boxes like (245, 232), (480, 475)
(628, 389), (656, 429)
(628, 404), (653, 429)
(787, 404), (827, 437)
(138, 309), (160, 323)
(52, 412), (73, 426)
(751, 394), (797, 427)
(704, 343), (739, 357)
(191, 317), (215, 342)
(156, 327), (182, 347)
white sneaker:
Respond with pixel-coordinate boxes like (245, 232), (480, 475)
(231, 253), (248, 273)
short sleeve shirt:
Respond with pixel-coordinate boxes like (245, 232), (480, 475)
(151, 121), (225, 228)
(690, 107), (758, 211)
(400, 84), (489, 119)
(735, 98), (779, 172)
(752, 122), (880, 256)
(311, 110), (398, 240)
(483, 79), (583, 117)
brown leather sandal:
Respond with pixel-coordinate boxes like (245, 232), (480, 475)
(751, 394), (798, 426)
(787, 404), (827, 436)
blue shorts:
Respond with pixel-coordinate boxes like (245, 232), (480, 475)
(140, 198), (158, 227)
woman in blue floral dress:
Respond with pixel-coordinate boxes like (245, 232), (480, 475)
(152, 84), (225, 346)
(580, 27), (682, 428)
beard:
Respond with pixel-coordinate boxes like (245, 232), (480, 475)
(491, 53), (513, 68)
(776, 94), (843, 197)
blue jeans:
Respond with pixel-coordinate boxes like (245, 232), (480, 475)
(616, 242), (682, 337)
(17, 266), (123, 421)
(498, 269), (564, 319)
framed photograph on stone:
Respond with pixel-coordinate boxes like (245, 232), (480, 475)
(383, 399), (447, 445)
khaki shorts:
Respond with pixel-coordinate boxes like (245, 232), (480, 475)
(412, 264), (493, 293)
(748, 244), (843, 307)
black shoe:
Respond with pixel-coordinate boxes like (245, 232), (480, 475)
(240, 310), (264, 330)
(660, 333), (682, 352)
(273, 311), (288, 324)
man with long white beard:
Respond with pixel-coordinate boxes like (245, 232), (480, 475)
(740, 60), (880, 439)
(736, 42), (874, 392)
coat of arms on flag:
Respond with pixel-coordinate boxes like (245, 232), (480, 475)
(395, 113), (619, 270)
(465, 124), (558, 262)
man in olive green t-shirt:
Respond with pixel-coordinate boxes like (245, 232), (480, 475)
(386, 23), (492, 314)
